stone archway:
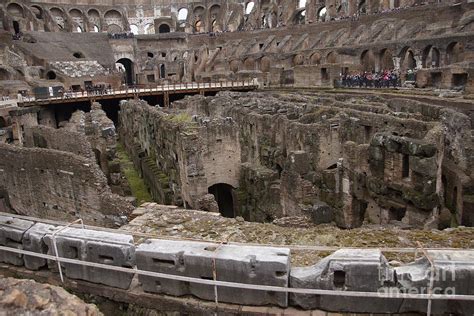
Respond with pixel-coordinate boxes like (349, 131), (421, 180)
(208, 183), (235, 218)
(116, 58), (134, 85)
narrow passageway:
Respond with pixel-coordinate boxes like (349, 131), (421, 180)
(208, 183), (234, 218)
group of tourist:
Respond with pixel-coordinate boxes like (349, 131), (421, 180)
(340, 70), (401, 88)
(11, 32), (23, 40)
(108, 32), (135, 39)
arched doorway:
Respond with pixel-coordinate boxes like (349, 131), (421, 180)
(159, 24), (170, 33)
(116, 58), (134, 85)
(208, 183), (235, 218)
(360, 50), (376, 72)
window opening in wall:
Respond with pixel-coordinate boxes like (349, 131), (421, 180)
(452, 74), (468, 88)
(364, 125), (372, 143)
(245, 2), (255, 15)
(178, 8), (188, 20)
(147, 52), (154, 58)
(321, 68), (329, 81)
(73, 52), (85, 58)
(46, 71), (57, 80)
(259, 43), (264, 50)
(333, 270), (346, 288)
(159, 64), (165, 79)
(93, 25), (99, 32)
(402, 154), (410, 179)
(147, 74), (155, 82)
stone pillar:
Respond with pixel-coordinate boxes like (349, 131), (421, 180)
(393, 57), (401, 70)
(415, 55), (423, 70)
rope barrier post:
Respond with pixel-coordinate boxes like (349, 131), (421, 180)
(51, 218), (84, 283)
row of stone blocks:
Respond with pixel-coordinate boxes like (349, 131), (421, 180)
(1, 215), (473, 314)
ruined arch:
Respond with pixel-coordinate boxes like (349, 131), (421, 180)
(104, 9), (122, 20)
(208, 183), (235, 218)
(46, 70), (57, 80)
(294, 9), (306, 25)
(116, 58), (134, 85)
(158, 23), (171, 33)
(360, 50), (376, 72)
(446, 42), (464, 65)
(69, 8), (83, 18)
(310, 52), (321, 65)
(178, 8), (188, 20)
(7, 3), (24, 18)
(379, 48), (394, 70)
(326, 51), (338, 64)
(229, 60), (240, 73)
(195, 20), (203, 33)
(31, 5), (43, 19)
(358, 0), (367, 14)
(243, 57), (256, 70)
(245, 2), (255, 15)
(260, 56), (271, 72)
(422, 45), (440, 68)
(88, 8), (100, 18)
(317, 6), (327, 22)
(399, 47), (416, 71)
(293, 54), (305, 66)
(0, 68), (11, 81)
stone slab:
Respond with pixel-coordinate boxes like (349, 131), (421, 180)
(0, 215), (34, 266)
(136, 239), (290, 307)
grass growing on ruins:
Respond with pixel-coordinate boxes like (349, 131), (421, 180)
(116, 143), (153, 205)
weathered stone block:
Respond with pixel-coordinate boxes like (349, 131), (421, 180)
(0, 215), (34, 266)
(22, 223), (58, 270)
(409, 156), (437, 177)
(136, 239), (290, 307)
(302, 201), (334, 224)
(290, 249), (397, 312)
(289, 150), (310, 175)
(44, 228), (135, 289)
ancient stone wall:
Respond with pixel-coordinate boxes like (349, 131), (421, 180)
(120, 91), (473, 228)
(0, 143), (133, 226)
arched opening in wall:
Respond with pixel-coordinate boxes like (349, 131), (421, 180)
(178, 8), (188, 20)
(310, 52), (321, 65)
(358, 0), (367, 14)
(12, 21), (20, 34)
(295, 10), (306, 24)
(400, 47), (416, 74)
(245, 2), (255, 15)
(379, 48), (394, 70)
(211, 20), (218, 32)
(229, 60), (239, 73)
(88, 9), (100, 18)
(7, 3), (24, 18)
(293, 54), (304, 66)
(195, 20), (203, 33)
(326, 51), (338, 64)
(108, 24), (122, 33)
(318, 7), (327, 22)
(360, 50), (376, 72)
(260, 56), (271, 72)
(0, 117), (6, 128)
(130, 24), (139, 35)
(73, 52), (85, 59)
(446, 42), (464, 65)
(422, 46), (440, 68)
(93, 25), (100, 32)
(208, 183), (235, 218)
(50, 8), (65, 29)
(298, 0), (307, 9)
(243, 58), (256, 70)
(116, 58), (134, 85)
(159, 64), (166, 79)
(46, 71), (56, 80)
(159, 24), (170, 33)
(144, 23), (154, 34)
(75, 26), (83, 33)
(31, 5), (43, 19)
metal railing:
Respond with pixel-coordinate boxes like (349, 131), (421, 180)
(16, 79), (259, 106)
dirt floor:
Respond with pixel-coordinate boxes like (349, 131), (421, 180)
(122, 203), (474, 266)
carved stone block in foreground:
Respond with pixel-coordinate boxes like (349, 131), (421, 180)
(43, 227), (136, 289)
(0, 215), (34, 266)
(290, 249), (397, 312)
(136, 239), (291, 307)
(22, 222), (58, 270)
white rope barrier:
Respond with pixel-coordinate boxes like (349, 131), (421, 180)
(1, 212), (471, 254)
(1, 245), (474, 301)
